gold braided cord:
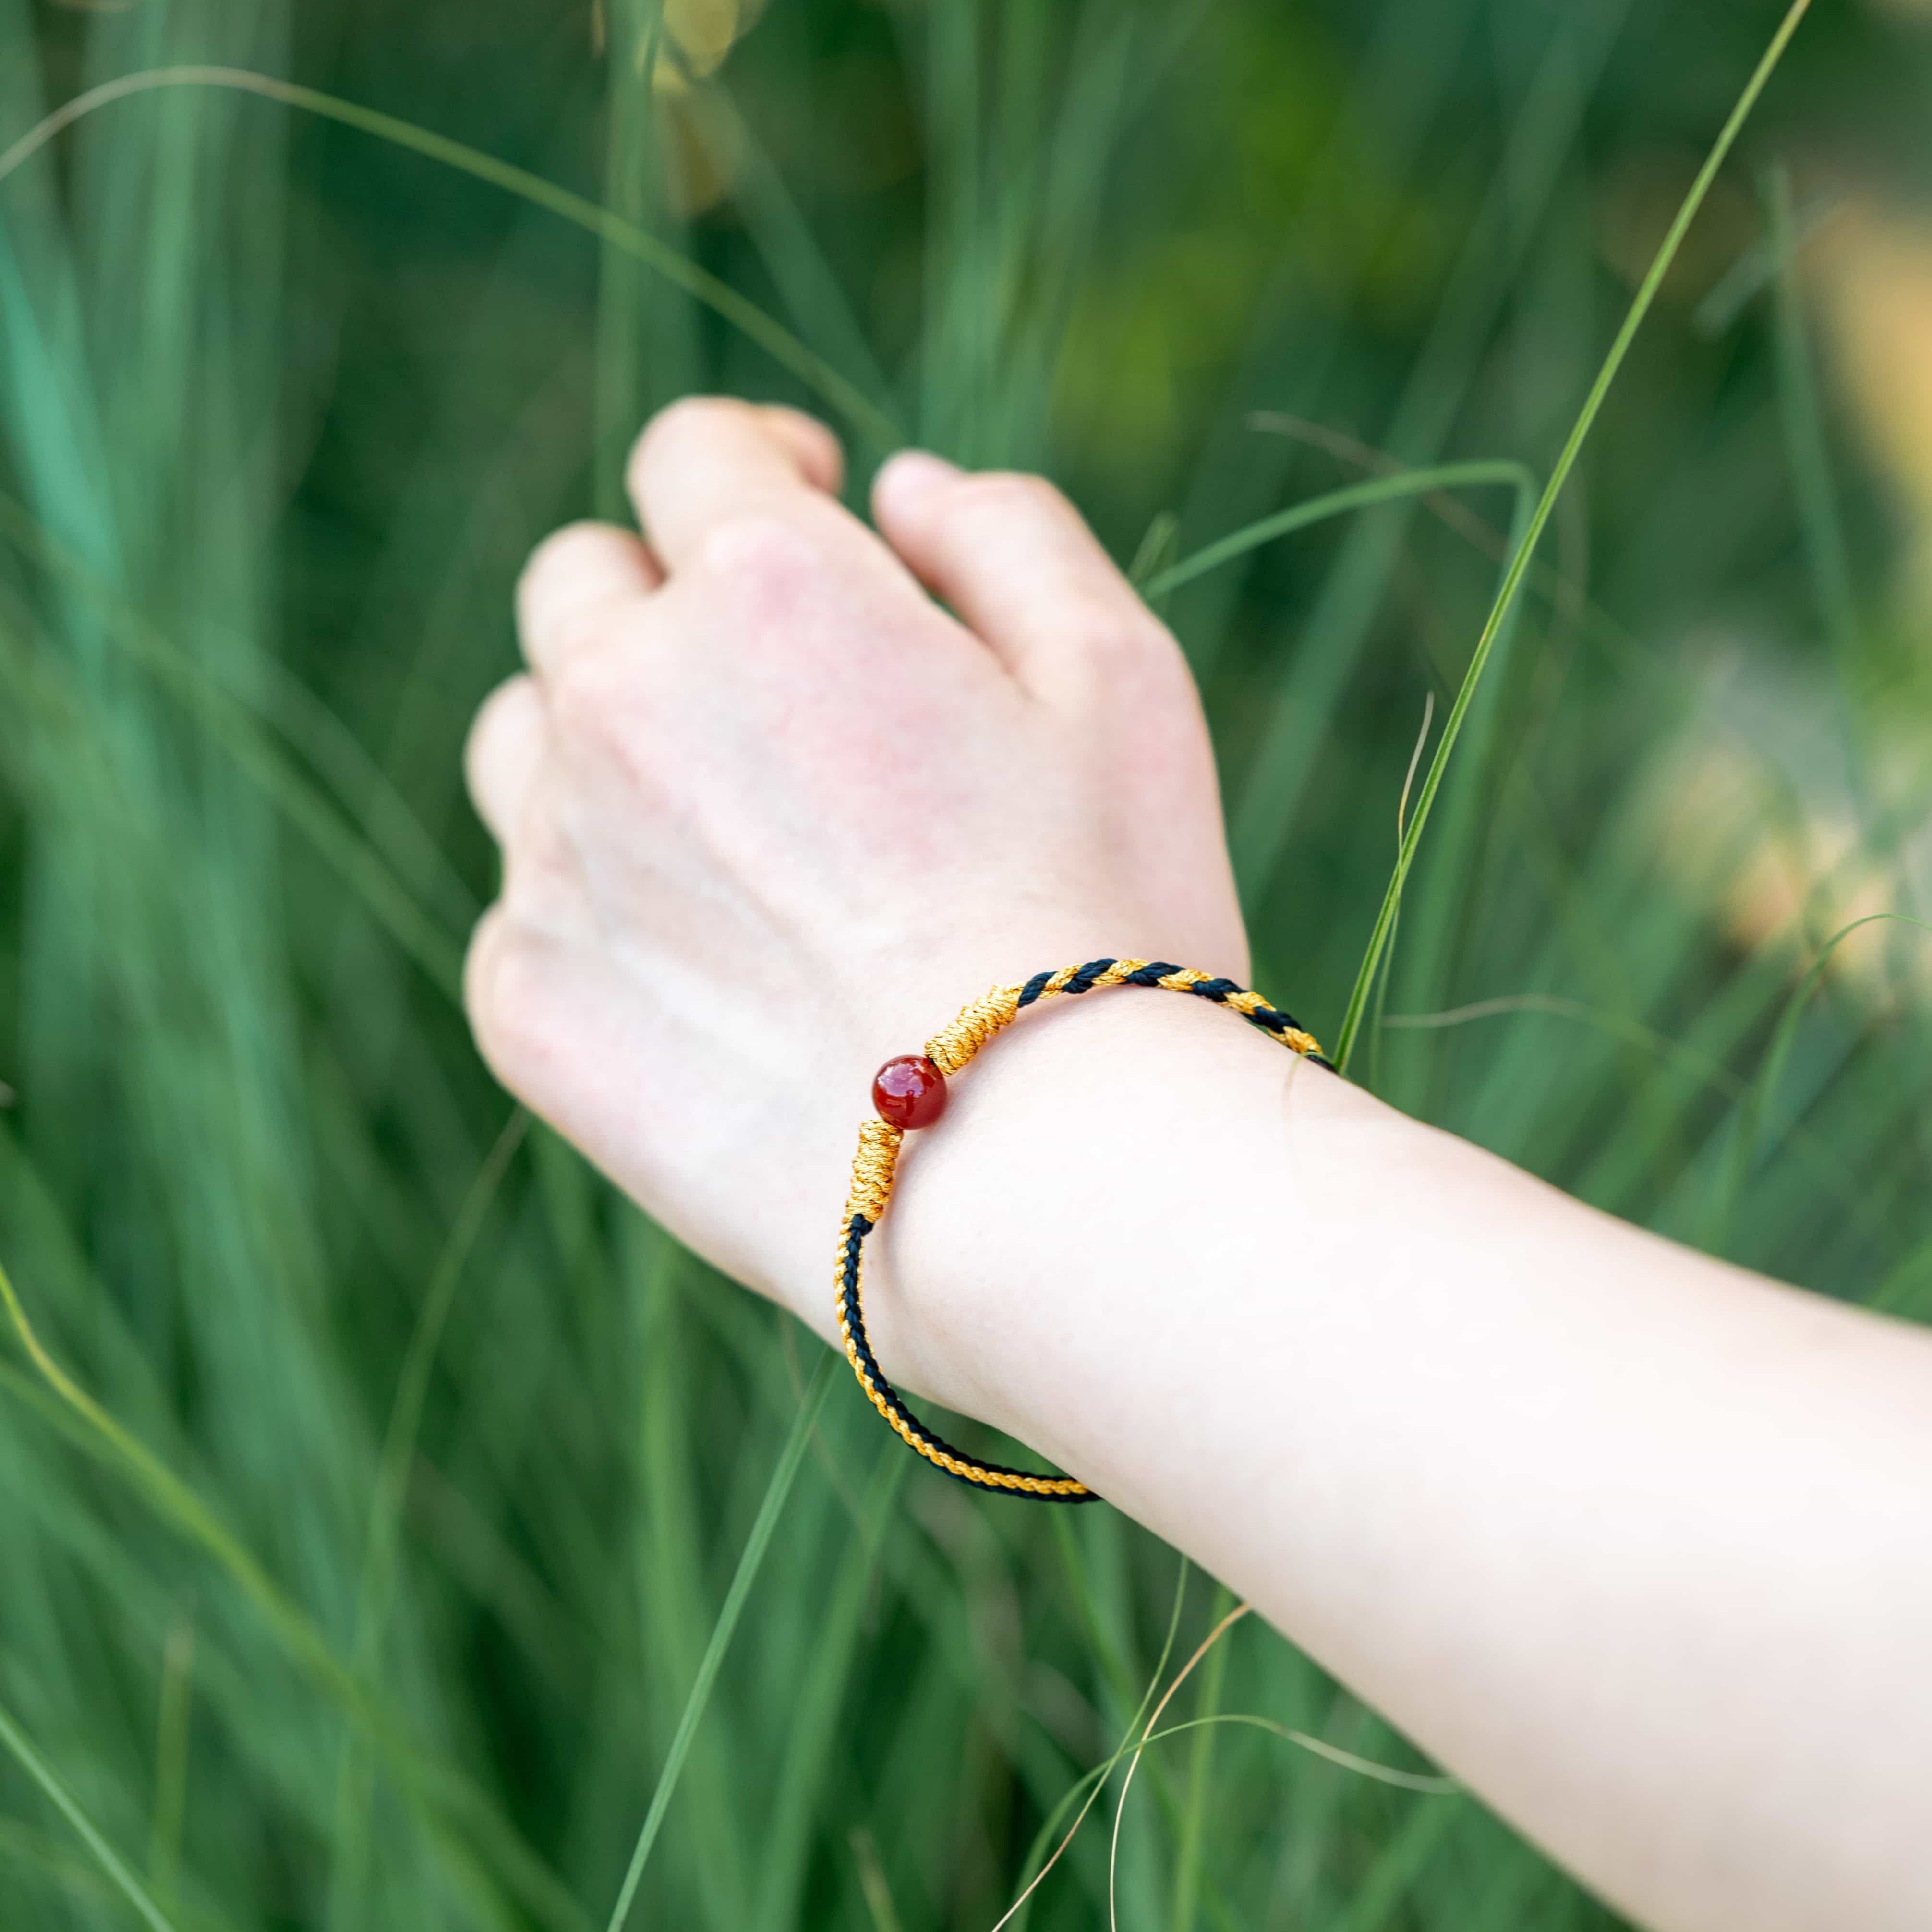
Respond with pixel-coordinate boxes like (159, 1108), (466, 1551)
(920, 960), (1229, 1076)
(837, 959), (1327, 1501)
(923, 983), (1021, 1077)
(1220, 987), (1324, 1058)
(843, 1117), (904, 1223)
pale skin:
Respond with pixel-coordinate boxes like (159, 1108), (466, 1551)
(463, 396), (1932, 1932)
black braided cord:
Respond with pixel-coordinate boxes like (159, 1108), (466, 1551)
(837, 958), (1331, 1502)
(1015, 958), (1335, 1064)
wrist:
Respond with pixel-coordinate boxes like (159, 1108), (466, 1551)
(851, 978), (1362, 1467)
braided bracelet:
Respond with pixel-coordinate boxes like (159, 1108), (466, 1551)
(834, 957), (1332, 1502)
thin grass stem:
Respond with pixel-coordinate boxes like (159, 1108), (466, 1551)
(1108, 1601), (1251, 1932)
(1169, 1581), (1235, 1932)
(1133, 1713), (1458, 1792)
(998, 1554), (1191, 1932)
(146, 1615), (195, 1912)
(1141, 463), (1534, 601)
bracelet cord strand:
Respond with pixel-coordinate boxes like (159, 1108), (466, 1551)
(835, 956), (1331, 1502)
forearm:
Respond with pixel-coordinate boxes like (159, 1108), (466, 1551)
(470, 400), (1931, 1931)
(867, 989), (1932, 1932)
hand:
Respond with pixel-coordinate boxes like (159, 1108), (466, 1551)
(462, 396), (1245, 1341)
(462, 412), (1932, 1932)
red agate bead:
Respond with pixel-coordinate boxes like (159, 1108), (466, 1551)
(872, 1055), (948, 1129)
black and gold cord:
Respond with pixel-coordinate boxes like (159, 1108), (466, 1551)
(835, 957), (1331, 1502)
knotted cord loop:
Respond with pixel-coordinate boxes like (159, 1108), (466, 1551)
(924, 983), (1021, 1078)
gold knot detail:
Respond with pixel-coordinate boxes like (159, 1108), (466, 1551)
(844, 1117), (904, 1224)
(924, 984), (1022, 1077)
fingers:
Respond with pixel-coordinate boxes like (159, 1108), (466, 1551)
(749, 403), (845, 495)
(520, 403), (852, 681)
(466, 674), (549, 843)
(625, 396), (846, 570)
(517, 520), (661, 681)
(872, 450), (1169, 701)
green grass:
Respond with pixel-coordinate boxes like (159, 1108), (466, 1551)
(1, 0), (1930, 1928)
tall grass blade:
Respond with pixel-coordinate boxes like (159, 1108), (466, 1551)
(326, 1107), (529, 1932)
(0, 1691), (182, 1932)
(1767, 160), (1871, 815)
(604, 1348), (838, 1932)
(1332, 0), (1820, 1069)
(0, 68), (904, 452)
(0, 1254), (592, 1932)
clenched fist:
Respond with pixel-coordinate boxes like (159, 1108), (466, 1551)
(463, 397), (1245, 1345)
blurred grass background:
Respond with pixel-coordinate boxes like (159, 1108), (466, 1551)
(1, 0), (1930, 1927)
